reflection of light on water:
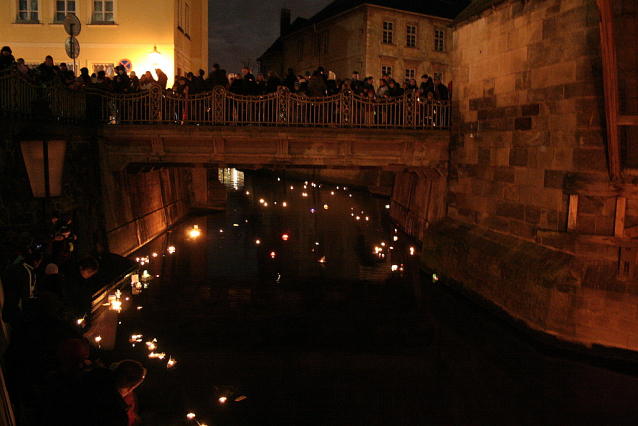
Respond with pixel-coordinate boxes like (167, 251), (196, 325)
(218, 168), (244, 191)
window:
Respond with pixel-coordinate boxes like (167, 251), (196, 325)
(323, 31), (329, 54)
(177, 0), (189, 36)
(92, 0), (113, 23)
(55, 0), (75, 22)
(406, 25), (416, 48)
(405, 69), (415, 80)
(93, 63), (114, 77)
(434, 29), (445, 51)
(184, 3), (190, 36)
(297, 39), (304, 61)
(382, 21), (393, 44)
(382, 66), (392, 77)
(18, 0), (39, 22)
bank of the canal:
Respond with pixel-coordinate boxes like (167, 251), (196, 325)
(100, 171), (638, 426)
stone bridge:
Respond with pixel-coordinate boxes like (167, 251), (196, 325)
(99, 125), (449, 172)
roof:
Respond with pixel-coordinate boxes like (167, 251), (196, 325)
(287, 0), (472, 34)
(453, 0), (506, 24)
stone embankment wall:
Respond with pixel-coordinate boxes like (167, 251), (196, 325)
(100, 164), (192, 256)
(0, 121), (194, 260)
(396, 0), (638, 352)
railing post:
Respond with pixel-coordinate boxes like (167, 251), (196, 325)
(213, 86), (225, 125)
(150, 85), (162, 123)
(404, 91), (414, 128)
(277, 86), (288, 125)
(341, 89), (352, 127)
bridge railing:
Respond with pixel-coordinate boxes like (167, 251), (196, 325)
(1, 71), (451, 129)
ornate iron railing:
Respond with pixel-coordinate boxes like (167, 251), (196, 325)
(1, 71), (451, 129)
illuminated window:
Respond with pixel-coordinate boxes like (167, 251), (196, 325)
(434, 29), (445, 51)
(18, 0), (39, 22)
(382, 66), (392, 77)
(55, 0), (75, 22)
(93, 63), (114, 77)
(383, 21), (393, 44)
(406, 25), (416, 47)
(92, 0), (114, 23)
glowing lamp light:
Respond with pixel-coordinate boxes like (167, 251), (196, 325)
(142, 270), (151, 280)
(255, 239), (261, 245)
(282, 202), (287, 207)
(168, 246), (176, 254)
(318, 256), (326, 264)
(331, 191), (335, 195)
(153, 253), (158, 257)
(391, 265), (399, 271)
(290, 185), (294, 190)
(386, 204), (391, 209)
(356, 216), (360, 220)
(77, 318), (84, 325)
(219, 397), (227, 404)
(110, 299), (122, 312)
(282, 234), (289, 241)
(393, 236), (398, 241)
(259, 198), (265, 203)
(302, 192), (308, 197)
(150, 45), (162, 66)
(264, 202), (268, 207)
(323, 204), (329, 209)
(189, 225), (201, 238)
(246, 191), (250, 195)
(148, 352), (166, 359)
(187, 413), (196, 420)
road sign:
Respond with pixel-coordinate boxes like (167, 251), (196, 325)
(65, 37), (80, 59)
(63, 14), (81, 37)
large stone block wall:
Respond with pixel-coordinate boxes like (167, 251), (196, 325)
(451, 0), (604, 232)
(420, 0), (638, 351)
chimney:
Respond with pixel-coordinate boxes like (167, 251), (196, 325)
(280, 8), (291, 36)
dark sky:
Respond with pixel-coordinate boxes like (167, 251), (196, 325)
(208, 0), (330, 73)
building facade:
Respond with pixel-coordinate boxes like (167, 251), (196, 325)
(259, 0), (469, 85)
(0, 0), (207, 82)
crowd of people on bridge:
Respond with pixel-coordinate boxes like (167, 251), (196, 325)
(0, 210), (146, 426)
(1, 45), (450, 101)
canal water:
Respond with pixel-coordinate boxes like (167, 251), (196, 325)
(106, 170), (638, 426)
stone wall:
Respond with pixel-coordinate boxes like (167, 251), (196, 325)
(419, 0), (638, 352)
(100, 165), (193, 256)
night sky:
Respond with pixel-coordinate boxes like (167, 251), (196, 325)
(208, 0), (330, 73)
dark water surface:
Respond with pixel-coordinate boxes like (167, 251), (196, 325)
(107, 171), (638, 426)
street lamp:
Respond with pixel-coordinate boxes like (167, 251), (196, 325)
(150, 45), (161, 66)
